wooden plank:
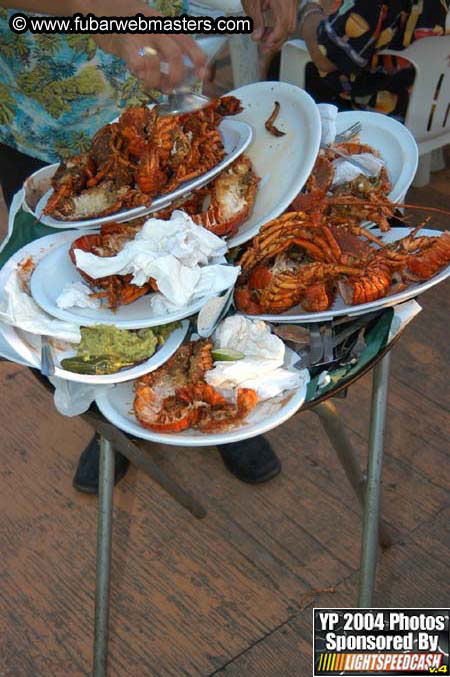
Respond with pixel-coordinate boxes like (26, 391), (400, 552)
(0, 363), (328, 675)
(147, 439), (358, 592)
(219, 525), (450, 676)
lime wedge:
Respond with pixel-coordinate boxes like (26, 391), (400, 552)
(211, 348), (245, 362)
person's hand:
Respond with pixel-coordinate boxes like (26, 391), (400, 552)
(241, 0), (298, 52)
(82, 0), (207, 92)
(108, 32), (207, 93)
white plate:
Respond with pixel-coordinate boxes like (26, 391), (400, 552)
(24, 119), (252, 228)
(241, 228), (450, 324)
(30, 236), (216, 329)
(95, 356), (309, 447)
(224, 82), (321, 248)
(0, 233), (189, 383)
(10, 321), (188, 385)
(335, 111), (418, 203)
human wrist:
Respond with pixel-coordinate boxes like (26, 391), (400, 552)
(298, 3), (324, 38)
(298, 0), (323, 19)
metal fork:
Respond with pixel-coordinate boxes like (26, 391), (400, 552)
(296, 323), (334, 369)
(320, 121), (371, 175)
(292, 313), (373, 370)
(40, 335), (55, 377)
(334, 121), (362, 144)
(309, 323), (324, 364)
(141, 36), (226, 115)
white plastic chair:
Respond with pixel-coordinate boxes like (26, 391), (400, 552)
(196, 34), (229, 63)
(280, 35), (450, 187)
(190, 0), (261, 87)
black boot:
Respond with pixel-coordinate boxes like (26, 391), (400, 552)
(72, 434), (130, 495)
(218, 436), (281, 484)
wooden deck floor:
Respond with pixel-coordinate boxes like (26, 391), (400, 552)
(0, 78), (449, 675)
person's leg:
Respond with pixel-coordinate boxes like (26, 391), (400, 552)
(217, 437), (281, 483)
(0, 143), (129, 494)
(73, 434), (129, 494)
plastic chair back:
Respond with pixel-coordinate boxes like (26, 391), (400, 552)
(381, 35), (450, 154)
(280, 36), (450, 155)
(280, 39), (310, 90)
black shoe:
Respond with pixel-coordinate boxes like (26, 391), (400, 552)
(72, 434), (130, 495)
(218, 436), (281, 484)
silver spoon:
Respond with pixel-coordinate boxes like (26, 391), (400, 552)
(140, 36), (224, 114)
(196, 286), (234, 339)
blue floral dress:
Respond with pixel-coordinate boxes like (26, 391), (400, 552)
(0, 0), (188, 162)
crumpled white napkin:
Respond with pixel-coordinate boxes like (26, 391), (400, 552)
(317, 103), (384, 185)
(68, 211), (239, 310)
(213, 314), (285, 360)
(205, 315), (308, 401)
(318, 103), (338, 146)
(148, 264), (239, 313)
(0, 268), (81, 342)
(57, 281), (101, 309)
(49, 376), (113, 417)
(332, 154), (385, 186)
(388, 299), (422, 341)
(206, 358), (305, 400)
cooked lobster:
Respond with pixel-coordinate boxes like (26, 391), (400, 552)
(234, 211), (450, 314)
(69, 225), (156, 310)
(154, 155), (259, 238)
(44, 96), (243, 221)
(133, 339), (258, 433)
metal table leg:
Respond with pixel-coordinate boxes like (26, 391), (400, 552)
(83, 412), (207, 520)
(93, 436), (115, 677)
(358, 352), (391, 607)
(313, 401), (392, 549)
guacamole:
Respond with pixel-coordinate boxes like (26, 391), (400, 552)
(61, 322), (181, 374)
(151, 321), (182, 344)
(77, 325), (158, 363)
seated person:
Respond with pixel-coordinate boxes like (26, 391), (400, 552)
(298, 0), (449, 119)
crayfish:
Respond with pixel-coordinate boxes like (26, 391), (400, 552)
(154, 155), (260, 238)
(234, 209), (450, 315)
(69, 219), (156, 311)
(133, 339), (258, 433)
(290, 141), (393, 232)
(44, 96), (243, 221)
